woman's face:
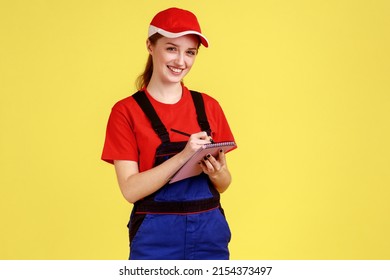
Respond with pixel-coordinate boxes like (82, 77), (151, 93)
(147, 35), (199, 85)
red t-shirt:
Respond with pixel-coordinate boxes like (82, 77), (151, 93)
(101, 85), (235, 172)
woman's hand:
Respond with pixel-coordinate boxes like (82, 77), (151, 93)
(199, 149), (232, 193)
(179, 131), (212, 160)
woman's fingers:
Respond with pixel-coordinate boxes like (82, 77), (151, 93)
(200, 152), (224, 173)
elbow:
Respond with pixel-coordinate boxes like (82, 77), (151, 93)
(124, 195), (138, 204)
(121, 188), (142, 204)
(118, 182), (139, 204)
(122, 192), (141, 204)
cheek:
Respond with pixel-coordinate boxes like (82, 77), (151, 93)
(185, 57), (196, 68)
(153, 52), (170, 64)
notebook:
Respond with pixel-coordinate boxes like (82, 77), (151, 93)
(169, 141), (237, 184)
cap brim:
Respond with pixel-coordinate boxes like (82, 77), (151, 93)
(148, 25), (209, 47)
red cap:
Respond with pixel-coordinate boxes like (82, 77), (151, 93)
(148, 7), (209, 48)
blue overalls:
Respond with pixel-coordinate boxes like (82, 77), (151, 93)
(127, 90), (231, 260)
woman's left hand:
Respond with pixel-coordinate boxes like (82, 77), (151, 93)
(199, 149), (231, 192)
(199, 149), (224, 176)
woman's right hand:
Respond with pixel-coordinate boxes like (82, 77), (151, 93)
(180, 131), (212, 160)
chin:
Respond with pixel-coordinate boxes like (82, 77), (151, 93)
(167, 75), (186, 84)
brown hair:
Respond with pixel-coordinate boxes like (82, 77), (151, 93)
(135, 33), (163, 90)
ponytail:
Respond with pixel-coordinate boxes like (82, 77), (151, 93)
(135, 33), (163, 90)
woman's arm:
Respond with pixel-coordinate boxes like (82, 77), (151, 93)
(114, 131), (211, 203)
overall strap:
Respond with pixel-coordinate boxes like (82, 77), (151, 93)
(133, 90), (212, 142)
(190, 90), (212, 135)
(133, 91), (170, 143)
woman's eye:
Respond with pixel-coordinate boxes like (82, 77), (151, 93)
(187, 50), (197, 56)
(167, 47), (177, 52)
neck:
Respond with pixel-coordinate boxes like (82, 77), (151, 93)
(146, 81), (183, 104)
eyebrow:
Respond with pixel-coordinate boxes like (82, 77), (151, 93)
(165, 42), (198, 50)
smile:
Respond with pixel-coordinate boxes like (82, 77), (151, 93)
(167, 66), (184, 74)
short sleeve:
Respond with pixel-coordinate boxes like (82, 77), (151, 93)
(101, 103), (139, 164)
(202, 93), (235, 144)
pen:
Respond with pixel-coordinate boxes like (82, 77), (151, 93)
(170, 128), (191, 137)
(170, 128), (214, 143)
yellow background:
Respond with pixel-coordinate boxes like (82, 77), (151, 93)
(1, 0), (389, 259)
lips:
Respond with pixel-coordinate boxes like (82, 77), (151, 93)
(167, 66), (184, 74)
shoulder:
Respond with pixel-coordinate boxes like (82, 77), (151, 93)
(200, 91), (219, 104)
(185, 87), (225, 117)
(198, 92), (224, 114)
(110, 92), (145, 117)
(112, 94), (137, 110)
(186, 87), (221, 108)
(106, 92), (146, 128)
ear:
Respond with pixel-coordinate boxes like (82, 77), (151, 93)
(146, 39), (153, 55)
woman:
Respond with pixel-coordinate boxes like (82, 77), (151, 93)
(102, 7), (236, 260)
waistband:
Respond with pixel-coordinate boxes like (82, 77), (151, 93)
(134, 196), (220, 215)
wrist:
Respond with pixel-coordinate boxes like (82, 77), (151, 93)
(208, 165), (229, 182)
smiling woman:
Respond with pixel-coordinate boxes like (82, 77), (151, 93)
(136, 34), (200, 97)
(146, 35), (200, 99)
(101, 7), (237, 260)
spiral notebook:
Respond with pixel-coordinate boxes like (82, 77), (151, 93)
(169, 141), (237, 184)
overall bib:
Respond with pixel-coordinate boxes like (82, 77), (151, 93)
(127, 90), (231, 260)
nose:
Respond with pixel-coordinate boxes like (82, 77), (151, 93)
(174, 52), (185, 66)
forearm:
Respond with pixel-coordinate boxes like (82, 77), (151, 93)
(120, 167), (170, 204)
(115, 132), (213, 203)
(115, 149), (193, 203)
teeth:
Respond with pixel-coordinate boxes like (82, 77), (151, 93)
(168, 66), (183, 73)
